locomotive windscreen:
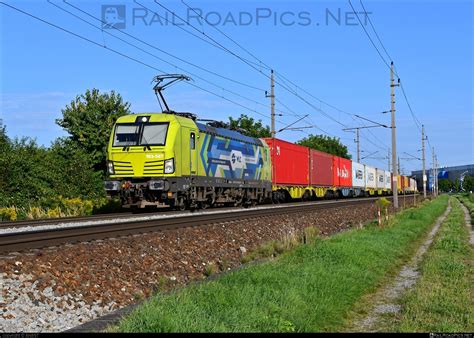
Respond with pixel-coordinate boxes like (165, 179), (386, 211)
(140, 124), (168, 146)
(113, 123), (169, 147)
(113, 124), (140, 146)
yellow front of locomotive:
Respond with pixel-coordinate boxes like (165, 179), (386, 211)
(104, 113), (195, 208)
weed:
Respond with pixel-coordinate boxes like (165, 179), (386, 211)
(155, 276), (170, 292)
(241, 253), (255, 264)
(302, 226), (319, 245)
(219, 258), (231, 271)
(376, 197), (392, 227)
(257, 241), (276, 258)
(204, 262), (217, 277)
(133, 292), (144, 301)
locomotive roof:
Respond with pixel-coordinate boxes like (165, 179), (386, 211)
(195, 122), (263, 146)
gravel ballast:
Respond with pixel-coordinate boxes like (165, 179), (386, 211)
(0, 199), (415, 332)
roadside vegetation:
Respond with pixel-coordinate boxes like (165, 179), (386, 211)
(458, 193), (474, 223)
(0, 89), (129, 220)
(388, 197), (473, 332)
(439, 177), (474, 193)
(116, 196), (448, 333)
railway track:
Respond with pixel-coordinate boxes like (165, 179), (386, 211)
(0, 212), (133, 230)
(0, 196), (394, 254)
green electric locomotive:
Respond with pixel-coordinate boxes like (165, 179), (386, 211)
(104, 112), (272, 209)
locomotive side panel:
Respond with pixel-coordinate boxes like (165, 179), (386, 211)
(197, 130), (270, 182)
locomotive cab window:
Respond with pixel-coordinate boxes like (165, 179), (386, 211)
(113, 124), (140, 147)
(140, 123), (168, 146)
(190, 132), (195, 149)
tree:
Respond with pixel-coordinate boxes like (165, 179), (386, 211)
(462, 175), (474, 192)
(46, 138), (105, 200)
(296, 134), (351, 159)
(228, 114), (271, 138)
(453, 179), (461, 192)
(56, 89), (131, 173)
(438, 178), (452, 192)
(0, 121), (10, 196)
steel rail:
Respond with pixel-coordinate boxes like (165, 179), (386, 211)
(0, 197), (394, 253)
(0, 212), (135, 229)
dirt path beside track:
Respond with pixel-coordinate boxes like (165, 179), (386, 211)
(459, 202), (473, 245)
(350, 199), (452, 332)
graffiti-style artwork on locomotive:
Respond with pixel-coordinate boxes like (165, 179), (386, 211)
(197, 125), (269, 181)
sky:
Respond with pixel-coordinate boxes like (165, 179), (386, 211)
(1, 0), (473, 174)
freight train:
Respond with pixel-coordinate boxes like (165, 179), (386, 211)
(104, 112), (417, 209)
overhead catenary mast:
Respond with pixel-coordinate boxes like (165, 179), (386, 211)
(390, 62), (400, 208)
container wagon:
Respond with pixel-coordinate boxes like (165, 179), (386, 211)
(263, 138), (310, 201)
(376, 168), (386, 195)
(384, 171), (392, 192)
(333, 156), (352, 197)
(352, 162), (366, 197)
(365, 165), (377, 195)
(403, 175), (410, 194)
(309, 149), (334, 198)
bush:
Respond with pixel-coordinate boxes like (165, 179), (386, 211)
(0, 136), (106, 210)
(0, 207), (18, 221)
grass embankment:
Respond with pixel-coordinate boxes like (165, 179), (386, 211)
(458, 193), (474, 224)
(117, 196), (448, 333)
(389, 197), (473, 332)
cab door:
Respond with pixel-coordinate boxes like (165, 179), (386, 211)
(182, 128), (198, 176)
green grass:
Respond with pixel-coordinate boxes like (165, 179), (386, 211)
(458, 193), (474, 210)
(116, 196), (449, 333)
(458, 193), (474, 225)
(389, 198), (473, 332)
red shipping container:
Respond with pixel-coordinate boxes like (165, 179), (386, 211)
(332, 156), (352, 187)
(262, 138), (309, 185)
(309, 149), (333, 186)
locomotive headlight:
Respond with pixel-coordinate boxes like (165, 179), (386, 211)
(164, 159), (174, 174)
(107, 161), (115, 174)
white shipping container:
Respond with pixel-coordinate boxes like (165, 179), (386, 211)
(385, 171), (392, 190)
(352, 162), (365, 188)
(365, 165), (376, 189)
(376, 168), (385, 190)
(410, 178), (417, 192)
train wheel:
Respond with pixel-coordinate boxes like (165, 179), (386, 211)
(302, 190), (311, 202)
(176, 196), (186, 211)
